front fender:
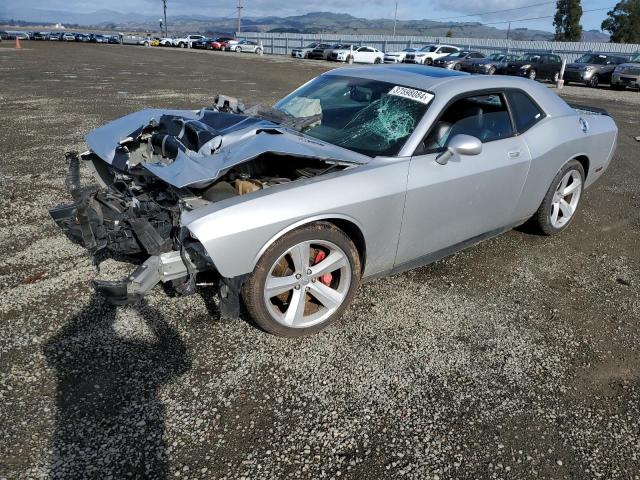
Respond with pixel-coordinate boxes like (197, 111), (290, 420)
(182, 159), (409, 278)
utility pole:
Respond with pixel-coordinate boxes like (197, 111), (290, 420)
(236, 0), (243, 34)
(393, 1), (398, 36)
(506, 22), (511, 41)
(162, 0), (168, 37)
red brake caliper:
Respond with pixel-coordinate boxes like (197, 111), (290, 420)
(312, 250), (332, 286)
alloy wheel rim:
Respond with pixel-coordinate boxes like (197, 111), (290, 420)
(550, 170), (582, 229)
(263, 240), (351, 329)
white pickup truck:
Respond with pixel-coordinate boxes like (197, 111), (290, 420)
(172, 34), (205, 48)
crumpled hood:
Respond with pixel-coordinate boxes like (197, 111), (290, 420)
(85, 108), (369, 188)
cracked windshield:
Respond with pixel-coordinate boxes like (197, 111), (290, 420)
(274, 75), (432, 156)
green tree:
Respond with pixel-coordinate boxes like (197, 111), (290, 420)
(553, 0), (583, 41)
(602, 0), (640, 43)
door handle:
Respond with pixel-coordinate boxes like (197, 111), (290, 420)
(508, 150), (521, 159)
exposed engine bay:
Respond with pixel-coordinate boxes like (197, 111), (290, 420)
(53, 151), (343, 258)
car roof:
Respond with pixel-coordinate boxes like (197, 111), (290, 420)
(323, 64), (573, 117)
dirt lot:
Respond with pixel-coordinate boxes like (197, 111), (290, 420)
(0, 42), (639, 479)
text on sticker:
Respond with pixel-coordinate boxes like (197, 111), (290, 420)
(388, 86), (434, 105)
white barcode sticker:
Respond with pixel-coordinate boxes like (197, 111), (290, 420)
(389, 86), (434, 104)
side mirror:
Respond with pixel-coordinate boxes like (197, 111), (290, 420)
(436, 134), (482, 165)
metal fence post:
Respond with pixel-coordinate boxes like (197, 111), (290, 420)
(285, 36), (288, 55)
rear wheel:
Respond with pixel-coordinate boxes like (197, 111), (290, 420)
(256, 47), (262, 55)
(453, 63), (461, 70)
(531, 160), (585, 235)
(374, 57), (381, 64)
(243, 223), (361, 337)
(235, 46), (241, 52)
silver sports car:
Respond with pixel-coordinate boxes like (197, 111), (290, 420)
(50, 65), (618, 336)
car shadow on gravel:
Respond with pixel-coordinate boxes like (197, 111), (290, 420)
(43, 295), (191, 478)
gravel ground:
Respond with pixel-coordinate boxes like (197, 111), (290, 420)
(0, 42), (639, 479)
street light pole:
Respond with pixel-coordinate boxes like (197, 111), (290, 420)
(237, 0), (243, 34)
(162, 0), (168, 37)
(393, 1), (398, 37)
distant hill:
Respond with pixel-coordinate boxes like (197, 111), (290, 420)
(0, 7), (610, 42)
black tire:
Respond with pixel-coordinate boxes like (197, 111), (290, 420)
(453, 63), (461, 70)
(488, 66), (496, 75)
(531, 159), (585, 235)
(256, 48), (262, 55)
(528, 69), (537, 80)
(242, 223), (361, 337)
(374, 57), (381, 64)
(424, 57), (433, 65)
(587, 74), (599, 88)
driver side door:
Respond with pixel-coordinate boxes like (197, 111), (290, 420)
(394, 91), (532, 270)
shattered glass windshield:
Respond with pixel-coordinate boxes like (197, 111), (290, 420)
(274, 75), (433, 157)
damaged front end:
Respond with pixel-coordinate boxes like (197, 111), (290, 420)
(49, 96), (366, 312)
(51, 151), (217, 308)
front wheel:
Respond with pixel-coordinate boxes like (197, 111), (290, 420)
(243, 223), (361, 337)
(374, 57), (381, 64)
(255, 47), (262, 54)
(587, 74), (599, 88)
(531, 160), (585, 235)
(424, 58), (433, 65)
(528, 69), (537, 80)
(488, 66), (496, 75)
(235, 46), (241, 52)
(453, 63), (461, 71)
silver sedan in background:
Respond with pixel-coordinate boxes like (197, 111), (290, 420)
(50, 66), (618, 336)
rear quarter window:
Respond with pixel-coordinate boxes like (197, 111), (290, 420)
(507, 90), (545, 133)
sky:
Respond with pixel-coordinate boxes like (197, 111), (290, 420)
(1, 0), (614, 32)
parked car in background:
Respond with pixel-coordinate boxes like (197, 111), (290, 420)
(291, 42), (320, 58)
(62, 33), (76, 42)
(309, 43), (341, 60)
(563, 53), (628, 88)
(463, 53), (519, 75)
(504, 53), (562, 82)
(173, 34), (205, 48)
(159, 37), (174, 46)
(48, 32), (62, 41)
(76, 34), (91, 42)
(108, 35), (121, 44)
(330, 45), (384, 64)
(192, 37), (215, 49)
(223, 39), (240, 51)
(404, 45), (460, 65)
(94, 34), (109, 44)
(33, 32), (47, 40)
(610, 52), (640, 90)
(232, 39), (263, 54)
(434, 51), (485, 70)
(383, 47), (416, 63)
(50, 65), (618, 336)
(0, 31), (9, 40)
(210, 37), (235, 50)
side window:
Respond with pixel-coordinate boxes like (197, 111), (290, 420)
(471, 52), (483, 58)
(506, 90), (544, 133)
(419, 93), (514, 153)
